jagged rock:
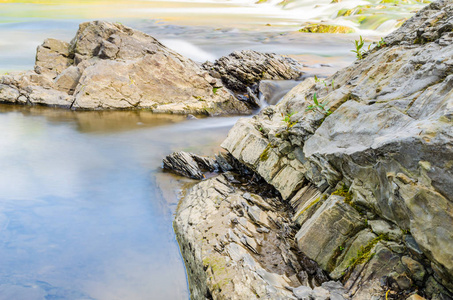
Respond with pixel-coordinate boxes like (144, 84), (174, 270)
(0, 21), (250, 115)
(218, 0), (453, 297)
(174, 175), (320, 300)
(203, 50), (303, 106)
(295, 195), (365, 271)
(162, 151), (218, 179)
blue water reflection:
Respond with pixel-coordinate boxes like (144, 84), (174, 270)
(0, 106), (239, 299)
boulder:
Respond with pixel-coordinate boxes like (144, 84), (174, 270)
(174, 175), (325, 300)
(203, 50), (303, 106)
(0, 21), (250, 115)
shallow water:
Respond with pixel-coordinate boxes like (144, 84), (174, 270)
(0, 1), (429, 299)
(0, 104), (243, 299)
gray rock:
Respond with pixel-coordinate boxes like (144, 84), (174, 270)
(219, 0), (453, 294)
(162, 151), (218, 179)
(0, 21), (250, 115)
(293, 285), (313, 300)
(295, 195), (365, 272)
(368, 220), (403, 241)
(174, 175), (302, 300)
(402, 256), (426, 282)
(203, 50), (303, 96)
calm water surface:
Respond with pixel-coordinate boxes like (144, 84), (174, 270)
(0, 105), (242, 299)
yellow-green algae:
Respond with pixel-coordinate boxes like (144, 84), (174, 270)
(299, 24), (355, 34)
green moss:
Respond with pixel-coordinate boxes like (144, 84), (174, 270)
(212, 87), (221, 94)
(295, 197), (320, 219)
(332, 184), (353, 204)
(259, 144), (272, 161)
(299, 24), (355, 34)
(347, 234), (389, 270)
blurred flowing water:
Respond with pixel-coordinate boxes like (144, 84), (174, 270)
(0, 1), (428, 299)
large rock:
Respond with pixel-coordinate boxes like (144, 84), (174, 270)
(219, 0), (453, 297)
(0, 21), (250, 115)
(174, 174), (329, 300)
(203, 50), (303, 106)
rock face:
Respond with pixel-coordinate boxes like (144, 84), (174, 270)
(174, 173), (341, 300)
(214, 0), (453, 298)
(203, 50), (303, 107)
(0, 21), (250, 115)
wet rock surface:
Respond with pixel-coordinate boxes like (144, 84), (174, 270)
(0, 21), (251, 115)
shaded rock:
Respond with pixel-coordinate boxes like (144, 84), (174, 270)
(162, 151), (218, 179)
(402, 256), (426, 283)
(203, 50), (303, 105)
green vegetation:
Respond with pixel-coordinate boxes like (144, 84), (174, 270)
(306, 93), (332, 116)
(351, 35), (366, 60)
(376, 37), (387, 48)
(212, 87), (221, 94)
(347, 234), (389, 270)
(281, 111), (297, 128)
(299, 24), (355, 34)
(332, 184), (353, 204)
(259, 144), (272, 161)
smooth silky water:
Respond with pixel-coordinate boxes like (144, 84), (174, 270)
(0, 1), (427, 299)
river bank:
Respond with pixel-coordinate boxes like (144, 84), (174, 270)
(172, 1), (453, 299)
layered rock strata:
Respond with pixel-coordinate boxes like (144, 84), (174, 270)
(203, 50), (303, 107)
(174, 1), (453, 299)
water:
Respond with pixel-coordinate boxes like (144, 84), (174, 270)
(0, 1), (428, 299)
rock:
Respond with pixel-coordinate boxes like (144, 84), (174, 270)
(162, 151), (218, 179)
(203, 50), (303, 104)
(368, 220), (403, 241)
(219, 0), (453, 296)
(0, 21), (250, 115)
(174, 175), (317, 300)
(406, 295), (427, 300)
(295, 195), (365, 272)
(402, 256), (426, 282)
(298, 24), (355, 34)
(312, 286), (330, 299)
(293, 285), (312, 300)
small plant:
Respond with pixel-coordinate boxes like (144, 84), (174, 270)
(314, 75), (320, 83)
(281, 111), (297, 128)
(306, 93), (332, 116)
(212, 87), (221, 94)
(339, 246), (345, 251)
(331, 79), (335, 91)
(376, 37), (387, 48)
(351, 35), (365, 60)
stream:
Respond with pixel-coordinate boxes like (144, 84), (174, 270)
(0, 1), (428, 299)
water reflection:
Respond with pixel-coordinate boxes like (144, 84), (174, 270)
(0, 105), (240, 299)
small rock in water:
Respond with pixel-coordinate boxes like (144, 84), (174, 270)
(162, 151), (218, 179)
(186, 114), (198, 120)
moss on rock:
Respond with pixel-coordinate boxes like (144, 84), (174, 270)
(299, 24), (355, 34)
